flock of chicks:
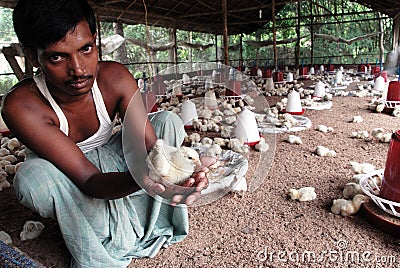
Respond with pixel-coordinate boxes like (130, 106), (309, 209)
(0, 135), (45, 246)
(155, 67), (394, 220)
(0, 136), (25, 191)
(287, 157), (378, 217)
(0, 66), (396, 245)
(258, 68), (394, 218)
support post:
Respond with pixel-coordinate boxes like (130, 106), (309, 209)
(272, 0), (277, 70)
(222, 0), (229, 65)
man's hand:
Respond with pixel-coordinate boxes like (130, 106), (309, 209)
(141, 167), (209, 206)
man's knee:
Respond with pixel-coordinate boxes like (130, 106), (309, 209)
(150, 111), (187, 146)
(14, 158), (63, 218)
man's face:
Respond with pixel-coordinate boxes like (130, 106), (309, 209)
(35, 20), (98, 98)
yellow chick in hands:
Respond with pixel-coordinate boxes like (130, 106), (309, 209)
(146, 139), (201, 185)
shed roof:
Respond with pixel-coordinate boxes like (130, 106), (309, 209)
(0, 0), (399, 35)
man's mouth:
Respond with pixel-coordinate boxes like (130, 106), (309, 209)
(66, 76), (93, 88)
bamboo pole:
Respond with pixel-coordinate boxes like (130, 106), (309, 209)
(215, 34), (218, 63)
(295, 0), (301, 67)
(393, 14), (400, 51)
(378, 12), (384, 65)
(272, 0), (277, 70)
(310, 0), (314, 65)
(222, 0), (229, 65)
(239, 33), (243, 67)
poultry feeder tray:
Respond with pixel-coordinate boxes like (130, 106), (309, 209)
(384, 100), (400, 109)
(359, 169), (400, 237)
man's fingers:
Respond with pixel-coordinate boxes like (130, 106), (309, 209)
(143, 176), (165, 195)
(185, 192), (201, 206)
(171, 194), (184, 206)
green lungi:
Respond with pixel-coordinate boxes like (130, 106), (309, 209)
(13, 111), (188, 268)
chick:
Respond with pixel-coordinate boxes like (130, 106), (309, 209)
(0, 177), (10, 191)
(287, 135), (302, 145)
(204, 143), (222, 158)
(186, 132), (201, 145)
(315, 145), (336, 157)
(146, 139), (201, 185)
(343, 182), (363, 199)
(20, 221), (45, 241)
(255, 137), (269, 152)
(349, 161), (375, 174)
(371, 128), (384, 139)
(352, 115), (363, 123)
(379, 133), (392, 143)
(288, 187), (317, 202)
(331, 194), (369, 217)
(315, 125), (333, 133)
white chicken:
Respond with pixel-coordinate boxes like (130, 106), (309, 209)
(331, 194), (369, 217)
(20, 221), (45, 241)
(342, 182), (363, 199)
(288, 187), (317, 202)
(349, 161), (375, 174)
(146, 139), (201, 185)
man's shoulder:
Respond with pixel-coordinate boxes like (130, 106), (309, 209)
(96, 61), (136, 91)
(4, 78), (37, 102)
(97, 61), (128, 75)
(9, 77), (36, 92)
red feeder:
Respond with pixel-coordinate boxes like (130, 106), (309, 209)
(250, 67), (258, 77)
(371, 66), (380, 75)
(214, 73), (225, 83)
(273, 71), (283, 82)
(152, 74), (166, 95)
(226, 80), (242, 96)
(374, 71), (388, 82)
(264, 69), (272, 78)
(386, 81), (400, 101)
(299, 66), (308, 76)
(381, 130), (400, 210)
(141, 92), (158, 113)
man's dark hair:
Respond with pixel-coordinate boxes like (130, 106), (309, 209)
(13, 0), (96, 52)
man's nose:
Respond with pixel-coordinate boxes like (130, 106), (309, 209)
(68, 55), (86, 77)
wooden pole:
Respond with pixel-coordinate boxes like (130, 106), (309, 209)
(96, 12), (102, 61)
(189, 31), (193, 71)
(378, 12), (384, 65)
(168, 28), (175, 69)
(393, 14), (400, 51)
(222, 0), (229, 65)
(239, 33), (243, 67)
(272, 0), (277, 70)
(215, 34), (218, 63)
(2, 47), (25, 81)
(113, 21), (128, 64)
(310, 0), (314, 65)
(173, 27), (178, 76)
(295, 0), (301, 67)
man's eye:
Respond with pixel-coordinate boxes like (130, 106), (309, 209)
(82, 45), (93, 53)
(50, 55), (62, 63)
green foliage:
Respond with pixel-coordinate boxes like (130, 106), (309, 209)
(0, 75), (17, 95)
(0, 8), (14, 42)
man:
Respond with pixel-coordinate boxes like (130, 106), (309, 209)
(2, 0), (208, 267)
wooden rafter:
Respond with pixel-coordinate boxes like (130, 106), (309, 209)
(314, 32), (381, 45)
(245, 36), (308, 48)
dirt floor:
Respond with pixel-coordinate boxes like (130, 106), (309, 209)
(2, 79), (400, 267)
